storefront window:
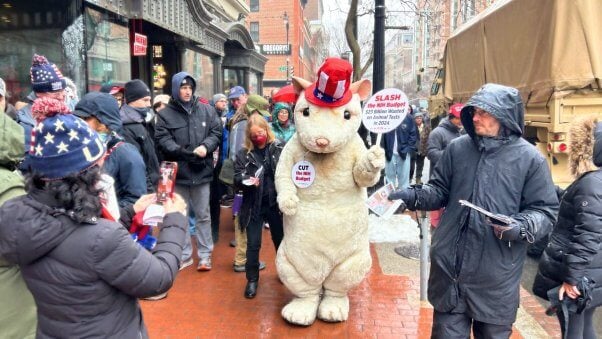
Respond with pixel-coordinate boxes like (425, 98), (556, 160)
(249, 72), (259, 95)
(182, 49), (214, 99)
(85, 7), (130, 91)
(0, 0), (85, 103)
(223, 68), (244, 93)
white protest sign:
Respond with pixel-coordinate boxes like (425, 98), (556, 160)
(362, 88), (409, 134)
(292, 160), (315, 188)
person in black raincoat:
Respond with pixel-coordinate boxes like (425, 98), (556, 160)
(389, 83), (559, 338)
(533, 116), (602, 339)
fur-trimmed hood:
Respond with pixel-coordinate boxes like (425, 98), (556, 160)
(569, 116), (602, 178)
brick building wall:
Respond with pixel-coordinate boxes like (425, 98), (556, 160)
(247, 0), (306, 95)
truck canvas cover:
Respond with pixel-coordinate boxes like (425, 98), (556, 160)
(443, 0), (602, 104)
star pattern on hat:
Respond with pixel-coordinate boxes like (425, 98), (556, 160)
(316, 92), (323, 99)
(82, 137), (91, 145)
(68, 129), (79, 141)
(34, 122), (44, 133)
(74, 118), (84, 129)
(44, 132), (55, 144)
(34, 144), (44, 156)
(56, 141), (69, 154)
(54, 119), (65, 132)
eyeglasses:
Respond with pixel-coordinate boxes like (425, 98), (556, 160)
(473, 108), (492, 118)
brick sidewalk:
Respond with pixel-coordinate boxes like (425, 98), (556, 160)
(140, 209), (555, 338)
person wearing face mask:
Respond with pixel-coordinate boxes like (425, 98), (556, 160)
(230, 95), (271, 273)
(73, 92), (147, 207)
(234, 113), (284, 299)
(119, 79), (160, 193)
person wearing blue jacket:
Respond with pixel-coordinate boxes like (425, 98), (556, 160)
(73, 92), (147, 208)
(381, 110), (417, 189)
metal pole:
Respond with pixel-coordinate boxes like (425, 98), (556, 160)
(419, 210), (430, 301)
(373, 0), (386, 93)
(285, 12), (290, 84)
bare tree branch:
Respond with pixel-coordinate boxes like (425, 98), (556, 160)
(360, 46), (374, 77)
(345, 0), (362, 81)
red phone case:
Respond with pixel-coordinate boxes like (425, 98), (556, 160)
(157, 162), (178, 203)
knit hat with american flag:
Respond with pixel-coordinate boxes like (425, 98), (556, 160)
(30, 54), (66, 93)
(26, 97), (105, 180)
(304, 57), (354, 108)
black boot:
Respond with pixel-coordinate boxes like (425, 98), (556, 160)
(244, 280), (258, 299)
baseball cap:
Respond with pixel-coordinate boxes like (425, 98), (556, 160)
(449, 103), (464, 118)
(245, 94), (270, 117)
(228, 86), (246, 99)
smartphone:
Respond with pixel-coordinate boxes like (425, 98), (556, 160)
(157, 161), (178, 203)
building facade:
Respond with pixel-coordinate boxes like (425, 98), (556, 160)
(247, 0), (329, 96)
(0, 0), (265, 103)
(413, 0), (494, 98)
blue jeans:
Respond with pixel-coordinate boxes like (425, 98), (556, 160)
(177, 183), (213, 261)
(385, 153), (411, 189)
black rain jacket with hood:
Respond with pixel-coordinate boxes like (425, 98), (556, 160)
(154, 72), (222, 186)
(412, 83), (559, 325)
(533, 117), (602, 308)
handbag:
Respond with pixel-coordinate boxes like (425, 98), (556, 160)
(218, 158), (234, 185)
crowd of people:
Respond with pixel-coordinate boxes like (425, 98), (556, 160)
(0, 54), (298, 337)
(0, 54), (600, 338)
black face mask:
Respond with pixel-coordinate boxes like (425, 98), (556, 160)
(133, 106), (150, 118)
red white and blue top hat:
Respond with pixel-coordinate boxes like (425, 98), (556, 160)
(305, 58), (353, 108)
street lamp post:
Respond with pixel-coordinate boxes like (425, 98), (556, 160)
(283, 11), (290, 84)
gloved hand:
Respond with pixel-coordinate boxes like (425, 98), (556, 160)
(399, 152), (407, 160)
(388, 188), (417, 210)
(486, 217), (521, 241)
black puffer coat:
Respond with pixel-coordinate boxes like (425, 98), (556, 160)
(0, 189), (187, 338)
(413, 84), (558, 325)
(426, 117), (462, 170)
(533, 117), (602, 307)
(234, 141), (283, 230)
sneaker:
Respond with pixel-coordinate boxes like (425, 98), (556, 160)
(233, 264), (245, 272)
(142, 292), (168, 301)
(179, 257), (194, 271)
(197, 258), (212, 271)
(233, 261), (266, 273)
(263, 222), (270, 229)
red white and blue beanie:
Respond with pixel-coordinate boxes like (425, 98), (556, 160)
(305, 57), (353, 108)
(30, 54), (66, 93)
(27, 97), (105, 180)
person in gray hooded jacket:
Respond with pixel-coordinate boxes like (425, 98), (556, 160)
(389, 83), (559, 338)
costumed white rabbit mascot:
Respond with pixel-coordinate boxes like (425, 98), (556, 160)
(275, 58), (385, 325)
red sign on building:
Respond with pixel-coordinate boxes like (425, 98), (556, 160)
(133, 33), (148, 56)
